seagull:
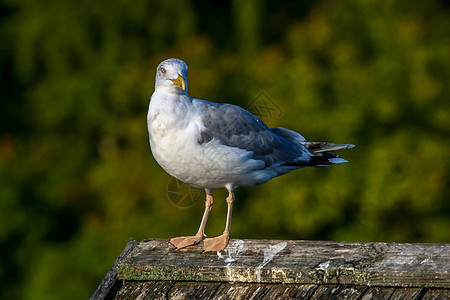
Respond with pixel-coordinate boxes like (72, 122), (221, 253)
(147, 58), (355, 253)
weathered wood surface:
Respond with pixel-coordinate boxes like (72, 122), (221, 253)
(112, 281), (450, 300)
(117, 239), (450, 288)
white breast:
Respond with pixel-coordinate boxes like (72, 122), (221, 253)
(147, 92), (268, 189)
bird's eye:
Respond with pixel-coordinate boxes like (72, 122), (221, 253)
(160, 67), (166, 74)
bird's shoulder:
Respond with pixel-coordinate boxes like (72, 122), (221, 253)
(191, 98), (279, 153)
(192, 98), (268, 132)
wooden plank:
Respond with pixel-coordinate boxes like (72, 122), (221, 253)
(262, 284), (318, 299)
(388, 287), (423, 300)
(108, 281), (450, 300)
(111, 282), (450, 300)
(210, 283), (268, 300)
(421, 288), (450, 300)
(360, 287), (395, 299)
(309, 284), (367, 299)
(116, 239), (450, 288)
(91, 239), (139, 300)
(167, 281), (221, 299)
(212, 283), (318, 300)
(113, 281), (173, 300)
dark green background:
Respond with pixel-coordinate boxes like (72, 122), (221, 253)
(1, 0), (449, 298)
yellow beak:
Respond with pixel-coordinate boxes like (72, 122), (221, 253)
(170, 74), (186, 91)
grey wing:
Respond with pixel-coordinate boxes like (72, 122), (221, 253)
(195, 101), (311, 167)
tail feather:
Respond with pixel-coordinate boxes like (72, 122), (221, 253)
(301, 142), (355, 153)
(328, 157), (349, 164)
(283, 141), (355, 168)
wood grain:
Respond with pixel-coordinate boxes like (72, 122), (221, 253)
(116, 239), (450, 288)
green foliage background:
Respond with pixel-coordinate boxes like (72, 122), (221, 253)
(0, 0), (449, 298)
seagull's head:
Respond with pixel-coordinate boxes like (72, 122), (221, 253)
(155, 58), (188, 93)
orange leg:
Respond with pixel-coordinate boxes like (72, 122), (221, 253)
(203, 189), (234, 252)
(170, 194), (213, 250)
